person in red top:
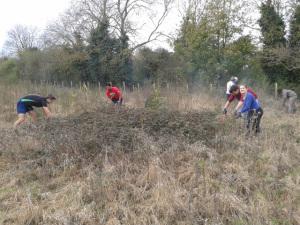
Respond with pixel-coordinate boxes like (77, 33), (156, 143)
(223, 85), (258, 115)
(106, 82), (123, 105)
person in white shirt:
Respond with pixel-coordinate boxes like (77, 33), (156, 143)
(226, 76), (238, 99)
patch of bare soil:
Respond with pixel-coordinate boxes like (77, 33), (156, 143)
(0, 107), (217, 156)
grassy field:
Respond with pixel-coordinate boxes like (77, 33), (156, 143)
(0, 82), (299, 225)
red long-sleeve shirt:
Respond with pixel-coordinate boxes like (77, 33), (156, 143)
(228, 87), (257, 103)
(106, 87), (122, 100)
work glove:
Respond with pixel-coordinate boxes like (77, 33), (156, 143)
(223, 108), (227, 115)
(234, 111), (242, 119)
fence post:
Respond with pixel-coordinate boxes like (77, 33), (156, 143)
(137, 83), (140, 92)
(275, 82), (278, 99)
(210, 83), (213, 92)
(152, 83), (156, 90)
(70, 81), (73, 88)
(123, 81), (126, 93)
(98, 82), (101, 96)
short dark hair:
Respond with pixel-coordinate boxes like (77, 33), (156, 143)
(106, 82), (112, 87)
(229, 85), (239, 93)
(46, 94), (56, 100)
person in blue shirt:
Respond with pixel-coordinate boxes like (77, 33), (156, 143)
(236, 86), (263, 133)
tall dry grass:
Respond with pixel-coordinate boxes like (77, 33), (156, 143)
(0, 81), (299, 225)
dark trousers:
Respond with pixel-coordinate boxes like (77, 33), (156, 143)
(112, 98), (123, 105)
(247, 108), (263, 133)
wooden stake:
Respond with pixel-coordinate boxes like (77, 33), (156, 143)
(98, 82), (101, 96)
(123, 81), (126, 93)
(275, 82), (278, 99)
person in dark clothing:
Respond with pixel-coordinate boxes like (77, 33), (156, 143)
(14, 94), (56, 128)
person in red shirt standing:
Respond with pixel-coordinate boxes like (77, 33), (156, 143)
(223, 85), (258, 115)
(106, 82), (123, 105)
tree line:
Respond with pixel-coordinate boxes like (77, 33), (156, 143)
(0, 0), (299, 91)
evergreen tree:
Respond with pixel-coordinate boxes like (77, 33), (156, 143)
(87, 19), (119, 83)
(288, 4), (300, 84)
(116, 34), (133, 84)
(289, 5), (300, 48)
(87, 19), (133, 84)
(258, 0), (287, 82)
(259, 1), (286, 48)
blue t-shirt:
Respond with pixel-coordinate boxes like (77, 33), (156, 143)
(240, 92), (261, 113)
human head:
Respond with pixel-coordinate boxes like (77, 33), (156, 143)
(46, 94), (56, 103)
(239, 85), (247, 95)
(230, 76), (238, 83)
(229, 84), (240, 96)
(106, 82), (112, 90)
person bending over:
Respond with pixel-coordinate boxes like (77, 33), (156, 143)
(223, 85), (257, 115)
(236, 88), (263, 134)
(106, 83), (123, 105)
(14, 94), (56, 128)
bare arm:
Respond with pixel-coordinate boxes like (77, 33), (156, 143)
(43, 107), (52, 118)
(223, 101), (230, 110)
(235, 101), (243, 112)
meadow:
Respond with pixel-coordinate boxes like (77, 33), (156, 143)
(0, 81), (299, 225)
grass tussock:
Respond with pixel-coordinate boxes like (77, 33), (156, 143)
(0, 82), (299, 225)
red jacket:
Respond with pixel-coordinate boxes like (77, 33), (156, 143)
(228, 87), (257, 103)
(106, 87), (122, 100)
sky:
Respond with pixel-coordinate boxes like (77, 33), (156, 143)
(0, 0), (266, 53)
(0, 0), (71, 50)
(0, 0), (181, 52)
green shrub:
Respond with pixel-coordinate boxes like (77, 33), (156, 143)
(145, 88), (165, 110)
(0, 58), (18, 82)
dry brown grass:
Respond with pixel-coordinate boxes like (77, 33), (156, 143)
(0, 82), (299, 225)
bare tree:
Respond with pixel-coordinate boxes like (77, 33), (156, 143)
(117, 0), (174, 50)
(4, 25), (40, 55)
(43, 0), (174, 50)
(42, 3), (93, 48)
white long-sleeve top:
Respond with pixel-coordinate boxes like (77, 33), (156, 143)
(226, 81), (235, 95)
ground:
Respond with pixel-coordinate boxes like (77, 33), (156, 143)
(0, 83), (299, 225)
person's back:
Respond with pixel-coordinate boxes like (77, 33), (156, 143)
(20, 95), (48, 108)
(282, 89), (297, 98)
(105, 83), (123, 105)
(240, 92), (260, 113)
(14, 94), (56, 128)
